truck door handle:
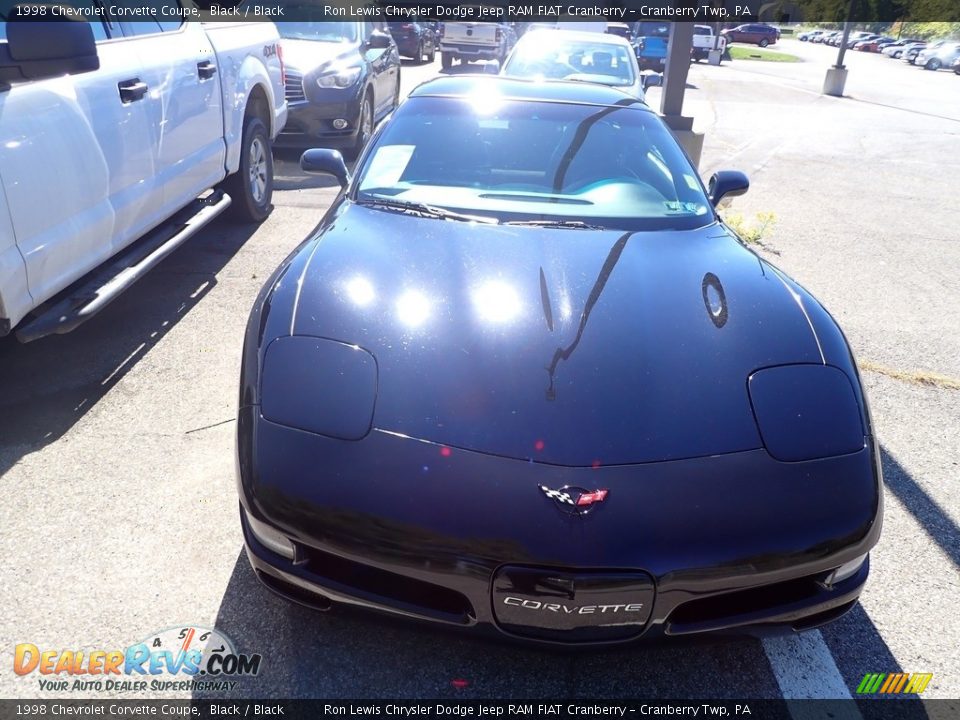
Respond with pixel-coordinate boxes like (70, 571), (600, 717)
(118, 79), (148, 103)
(197, 61), (218, 79)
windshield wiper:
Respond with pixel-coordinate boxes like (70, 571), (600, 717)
(505, 219), (608, 230)
(354, 197), (497, 224)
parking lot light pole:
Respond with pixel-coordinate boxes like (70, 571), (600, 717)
(823, 1), (857, 97)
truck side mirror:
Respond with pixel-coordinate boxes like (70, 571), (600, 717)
(0, 10), (99, 84)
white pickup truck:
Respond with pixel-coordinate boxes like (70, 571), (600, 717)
(439, 20), (516, 69)
(0, 7), (286, 342)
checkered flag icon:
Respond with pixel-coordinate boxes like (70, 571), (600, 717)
(540, 486), (575, 505)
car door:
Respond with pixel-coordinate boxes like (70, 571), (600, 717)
(114, 3), (225, 220)
(364, 21), (399, 119)
(0, 7), (163, 307)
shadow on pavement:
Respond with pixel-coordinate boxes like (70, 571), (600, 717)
(0, 219), (259, 480)
(879, 446), (959, 568)
(272, 148), (345, 192)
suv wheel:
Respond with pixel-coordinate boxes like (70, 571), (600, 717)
(759, 38), (769, 48)
(346, 92), (374, 161)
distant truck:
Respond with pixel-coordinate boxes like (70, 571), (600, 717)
(0, 12), (286, 341)
(439, 20), (516, 68)
(692, 24), (727, 62)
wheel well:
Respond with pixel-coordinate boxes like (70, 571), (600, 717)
(245, 84), (271, 136)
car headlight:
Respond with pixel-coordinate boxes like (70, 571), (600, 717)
(260, 336), (377, 440)
(748, 365), (865, 462)
(243, 506), (295, 560)
(317, 66), (362, 89)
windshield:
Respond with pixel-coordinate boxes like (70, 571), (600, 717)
(503, 37), (636, 87)
(272, 20), (359, 43)
(355, 95), (712, 231)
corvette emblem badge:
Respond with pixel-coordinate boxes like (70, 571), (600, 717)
(539, 485), (609, 515)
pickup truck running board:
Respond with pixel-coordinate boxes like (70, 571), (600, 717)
(16, 191), (232, 343)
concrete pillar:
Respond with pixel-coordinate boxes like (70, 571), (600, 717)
(660, 23), (703, 167)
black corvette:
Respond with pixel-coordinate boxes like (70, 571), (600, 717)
(236, 77), (882, 645)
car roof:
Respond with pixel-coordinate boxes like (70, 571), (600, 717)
(518, 28), (634, 48)
(409, 76), (653, 110)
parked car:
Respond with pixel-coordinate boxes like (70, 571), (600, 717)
(902, 41), (934, 63)
(721, 23), (779, 48)
(954, 55), (960, 74)
(880, 40), (916, 58)
(605, 23), (633, 40)
(916, 42), (960, 70)
(632, 21), (670, 71)
(501, 29), (654, 101)
(798, 29), (823, 41)
(692, 24), (727, 62)
(0, 16), (286, 341)
(439, 21), (516, 68)
(272, 20), (401, 158)
(855, 37), (894, 52)
(241, 75), (883, 645)
(847, 33), (878, 49)
(387, 20), (438, 63)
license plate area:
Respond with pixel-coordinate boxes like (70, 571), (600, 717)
(491, 566), (655, 642)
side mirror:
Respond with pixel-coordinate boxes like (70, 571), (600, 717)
(708, 171), (750, 206)
(0, 11), (99, 84)
(367, 31), (392, 50)
(301, 149), (351, 188)
(641, 73), (662, 90)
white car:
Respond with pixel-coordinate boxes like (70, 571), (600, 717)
(0, 15), (286, 341)
(916, 42), (960, 70)
(501, 30), (657, 101)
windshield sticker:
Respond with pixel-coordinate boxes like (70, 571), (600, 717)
(362, 145), (414, 189)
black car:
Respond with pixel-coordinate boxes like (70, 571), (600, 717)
(387, 20), (438, 63)
(238, 77), (882, 645)
(271, 20), (401, 158)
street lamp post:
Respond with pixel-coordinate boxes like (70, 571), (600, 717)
(823, 0), (858, 96)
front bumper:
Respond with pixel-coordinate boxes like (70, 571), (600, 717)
(275, 86), (364, 149)
(237, 407), (882, 646)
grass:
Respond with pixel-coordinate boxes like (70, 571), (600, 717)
(719, 210), (779, 253)
(729, 46), (801, 63)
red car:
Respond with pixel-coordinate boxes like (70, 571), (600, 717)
(721, 23), (780, 48)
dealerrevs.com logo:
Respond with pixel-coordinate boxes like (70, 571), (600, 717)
(14, 626), (262, 693)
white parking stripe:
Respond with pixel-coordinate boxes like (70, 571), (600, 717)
(763, 631), (863, 719)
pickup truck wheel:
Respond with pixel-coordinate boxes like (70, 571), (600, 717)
(225, 116), (273, 223)
(441, 52), (453, 70)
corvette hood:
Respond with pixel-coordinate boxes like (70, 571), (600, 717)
(290, 204), (825, 466)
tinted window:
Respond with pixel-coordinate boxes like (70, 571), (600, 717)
(356, 95), (712, 231)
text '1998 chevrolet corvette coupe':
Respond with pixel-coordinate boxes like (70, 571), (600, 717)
(236, 77), (882, 645)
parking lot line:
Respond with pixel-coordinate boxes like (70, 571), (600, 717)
(763, 632), (859, 707)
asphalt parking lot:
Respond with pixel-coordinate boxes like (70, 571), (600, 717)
(2, 40), (958, 707)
